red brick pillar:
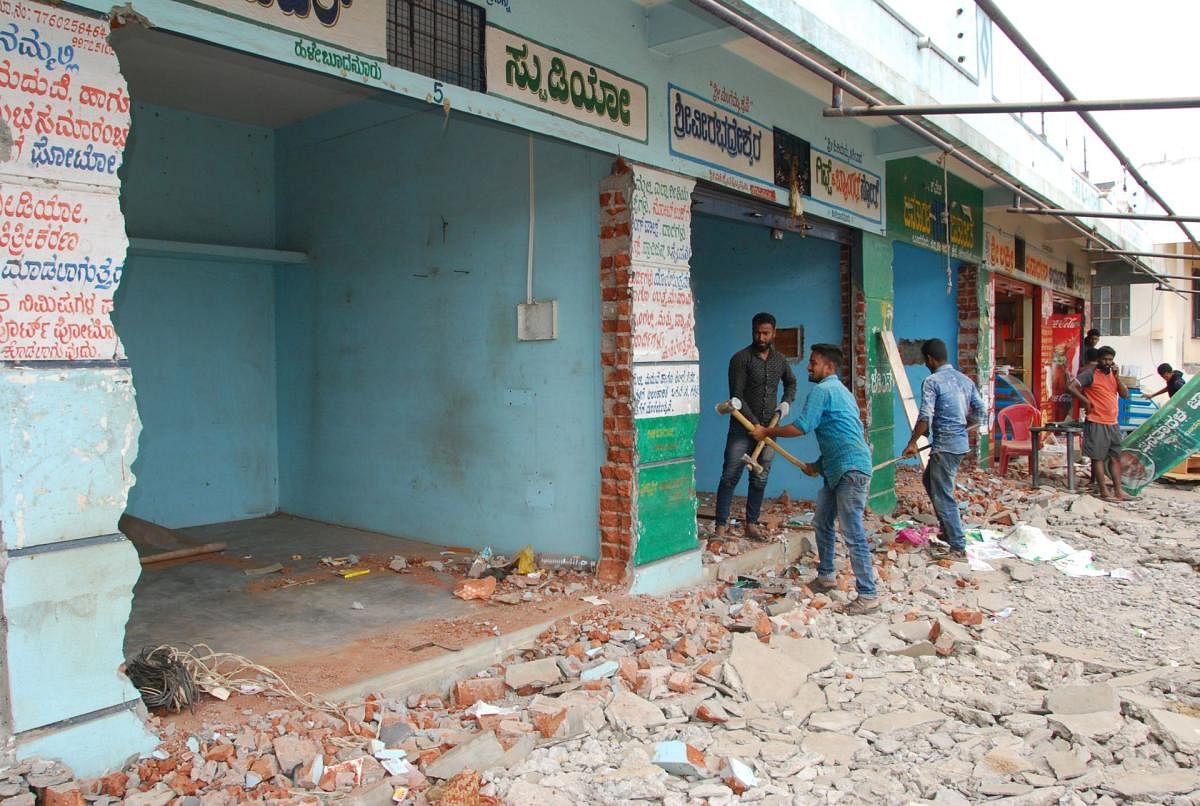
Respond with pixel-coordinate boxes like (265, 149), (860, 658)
(957, 263), (994, 464)
(842, 244), (870, 418)
(597, 163), (636, 584)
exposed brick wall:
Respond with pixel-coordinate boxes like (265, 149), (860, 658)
(841, 243), (869, 421)
(597, 162), (636, 584)
(957, 263), (992, 464)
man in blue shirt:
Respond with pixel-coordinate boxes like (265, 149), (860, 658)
(903, 338), (986, 560)
(752, 344), (878, 615)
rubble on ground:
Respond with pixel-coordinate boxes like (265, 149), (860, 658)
(4, 470), (1199, 805)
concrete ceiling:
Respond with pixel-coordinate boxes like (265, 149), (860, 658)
(110, 26), (379, 129)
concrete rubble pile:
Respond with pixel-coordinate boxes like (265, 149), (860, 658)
(2, 473), (1199, 805)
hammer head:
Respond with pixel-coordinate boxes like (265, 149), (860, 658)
(741, 454), (763, 474)
(715, 397), (743, 415)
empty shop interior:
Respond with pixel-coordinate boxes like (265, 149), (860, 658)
(109, 27), (608, 674)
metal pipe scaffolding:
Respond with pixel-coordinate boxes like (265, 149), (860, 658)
(686, 0), (1162, 284)
(825, 96), (1200, 117)
(1009, 208), (1200, 224)
(1087, 249), (1200, 261)
(975, 0), (1200, 255)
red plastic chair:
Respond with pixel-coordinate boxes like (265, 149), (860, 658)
(996, 403), (1042, 476)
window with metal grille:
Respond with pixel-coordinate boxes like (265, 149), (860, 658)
(1192, 269), (1200, 339)
(1091, 283), (1130, 337)
(387, 0), (485, 92)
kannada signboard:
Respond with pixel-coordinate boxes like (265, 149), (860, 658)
(194, 0), (385, 59)
(0, 0), (129, 361)
(809, 146), (882, 227)
(668, 83), (781, 204)
(487, 26), (648, 142)
(984, 225), (1084, 296)
(633, 364), (699, 464)
(885, 157), (983, 262)
(634, 460), (697, 565)
(1120, 374), (1200, 494)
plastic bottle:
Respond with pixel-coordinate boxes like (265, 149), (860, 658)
(536, 553), (596, 573)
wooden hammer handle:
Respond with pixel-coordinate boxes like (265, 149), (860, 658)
(726, 405), (808, 471)
(748, 410), (782, 464)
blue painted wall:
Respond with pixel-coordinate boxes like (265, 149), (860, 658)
(692, 214), (843, 503)
(891, 241), (961, 453)
(274, 99), (606, 557)
(114, 103), (280, 527)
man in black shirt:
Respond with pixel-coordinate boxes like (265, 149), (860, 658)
(1148, 363), (1187, 400)
(715, 312), (797, 538)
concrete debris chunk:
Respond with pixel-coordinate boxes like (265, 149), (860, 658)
(860, 709), (946, 735)
(650, 741), (706, 777)
(728, 633), (807, 703)
(504, 658), (563, 690)
(604, 690), (666, 730)
(422, 731), (507, 780)
(1109, 769), (1200, 797)
(1043, 682), (1118, 714)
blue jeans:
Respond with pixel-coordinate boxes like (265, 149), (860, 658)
(814, 470), (876, 597)
(715, 427), (774, 525)
(923, 451), (966, 550)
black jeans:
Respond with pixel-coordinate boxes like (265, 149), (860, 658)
(715, 427), (774, 525)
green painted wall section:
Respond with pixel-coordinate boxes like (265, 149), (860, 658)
(635, 461), (698, 565)
(636, 414), (698, 465)
(858, 231), (897, 515)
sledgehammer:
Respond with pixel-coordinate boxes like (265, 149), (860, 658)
(742, 403), (786, 474)
(716, 398), (812, 473)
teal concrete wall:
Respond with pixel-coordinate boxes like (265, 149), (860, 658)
(692, 214), (843, 503)
(114, 104), (280, 527)
(891, 241), (961, 453)
(274, 100), (606, 556)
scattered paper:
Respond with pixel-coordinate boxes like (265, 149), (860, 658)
(582, 595), (609, 606)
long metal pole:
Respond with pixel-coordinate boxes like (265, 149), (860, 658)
(1010, 207), (1200, 224)
(825, 96), (1200, 117)
(975, 0), (1200, 255)
(686, 0), (1162, 285)
(1087, 249), (1200, 260)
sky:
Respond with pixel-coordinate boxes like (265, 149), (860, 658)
(1000, 0), (1200, 200)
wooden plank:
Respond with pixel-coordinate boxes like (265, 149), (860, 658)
(118, 513), (198, 552)
(879, 330), (929, 469)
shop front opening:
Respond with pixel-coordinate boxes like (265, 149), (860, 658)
(688, 187), (849, 550)
(109, 26), (607, 697)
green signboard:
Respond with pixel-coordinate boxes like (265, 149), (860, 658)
(1120, 375), (1200, 494)
(885, 157), (983, 262)
(636, 414), (698, 464)
(634, 460), (697, 565)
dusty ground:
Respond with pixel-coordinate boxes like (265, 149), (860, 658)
(3, 468), (1198, 806)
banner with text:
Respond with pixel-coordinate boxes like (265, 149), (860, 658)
(633, 363), (699, 463)
(195, 0), (385, 59)
(668, 83), (780, 204)
(1120, 375), (1200, 494)
(0, 0), (128, 361)
(885, 157), (983, 262)
(487, 26), (648, 142)
(809, 146), (882, 228)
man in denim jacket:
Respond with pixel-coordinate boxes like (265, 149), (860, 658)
(903, 338), (986, 560)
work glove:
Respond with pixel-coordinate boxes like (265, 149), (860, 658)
(775, 401), (790, 418)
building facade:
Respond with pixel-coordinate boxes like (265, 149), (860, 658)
(0, 0), (1152, 772)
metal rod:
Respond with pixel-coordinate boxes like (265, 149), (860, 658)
(1009, 207), (1200, 224)
(976, 0), (1200, 254)
(686, 0), (1163, 286)
(1087, 249), (1200, 260)
(825, 96), (1200, 117)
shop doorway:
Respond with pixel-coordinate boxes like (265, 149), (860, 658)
(109, 26), (606, 695)
(688, 187), (849, 543)
(993, 276), (1037, 412)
